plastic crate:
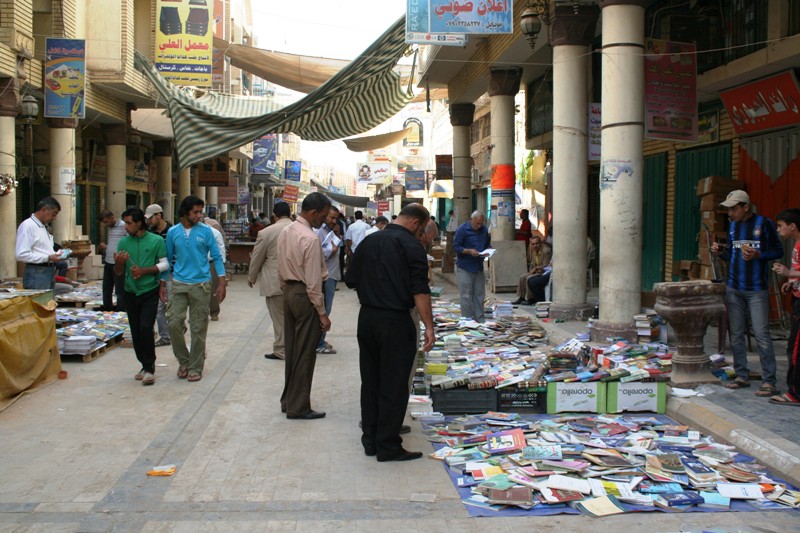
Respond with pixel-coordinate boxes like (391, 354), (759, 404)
(497, 388), (547, 412)
(431, 388), (497, 414)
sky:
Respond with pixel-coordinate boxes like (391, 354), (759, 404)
(250, 1), (411, 176)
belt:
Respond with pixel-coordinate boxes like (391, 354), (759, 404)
(285, 280), (305, 285)
(27, 262), (55, 267)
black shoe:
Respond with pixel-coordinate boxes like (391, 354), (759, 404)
(287, 410), (326, 420)
(399, 424), (411, 434)
(364, 445), (377, 457)
(264, 353), (283, 360)
(511, 298), (524, 305)
(520, 299), (535, 306)
(377, 449), (423, 462)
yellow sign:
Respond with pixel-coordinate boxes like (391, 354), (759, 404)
(155, 0), (213, 87)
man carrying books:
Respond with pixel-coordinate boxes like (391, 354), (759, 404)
(346, 204), (435, 461)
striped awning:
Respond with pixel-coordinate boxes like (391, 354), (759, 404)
(135, 16), (412, 170)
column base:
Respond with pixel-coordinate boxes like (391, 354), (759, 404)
(549, 302), (594, 321)
(669, 361), (718, 388)
(590, 319), (637, 343)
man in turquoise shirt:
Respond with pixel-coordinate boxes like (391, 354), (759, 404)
(160, 195), (227, 382)
(114, 207), (168, 386)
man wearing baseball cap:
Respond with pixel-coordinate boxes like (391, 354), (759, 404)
(712, 189), (783, 397)
(145, 204), (172, 347)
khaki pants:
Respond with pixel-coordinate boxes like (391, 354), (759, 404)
(281, 281), (320, 416)
(516, 273), (534, 300)
(266, 293), (285, 359)
(167, 280), (211, 373)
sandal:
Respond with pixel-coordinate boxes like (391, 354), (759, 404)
(187, 372), (202, 382)
(724, 378), (750, 390)
(769, 394), (800, 406)
(177, 366), (189, 379)
(155, 338), (171, 347)
(755, 384), (780, 397)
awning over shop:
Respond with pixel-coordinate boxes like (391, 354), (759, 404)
(135, 16), (413, 170)
(311, 179), (370, 208)
(342, 127), (412, 152)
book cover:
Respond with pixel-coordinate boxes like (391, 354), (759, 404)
(522, 445), (562, 461)
(486, 428), (526, 455)
(573, 495), (627, 517)
(654, 490), (704, 507)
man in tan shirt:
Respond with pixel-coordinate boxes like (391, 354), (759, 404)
(277, 192), (332, 420)
(248, 202), (293, 360)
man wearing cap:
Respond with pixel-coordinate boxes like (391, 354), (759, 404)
(712, 189), (783, 397)
(146, 204), (172, 347)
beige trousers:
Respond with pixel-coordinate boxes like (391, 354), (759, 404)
(266, 293), (285, 359)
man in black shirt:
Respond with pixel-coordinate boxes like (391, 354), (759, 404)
(346, 204), (435, 462)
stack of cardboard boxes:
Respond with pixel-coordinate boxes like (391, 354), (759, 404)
(695, 176), (743, 282)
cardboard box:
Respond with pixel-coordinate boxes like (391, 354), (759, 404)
(696, 177), (744, 196)
(546, 382), (606, 414)
(606, 382), (667, 413)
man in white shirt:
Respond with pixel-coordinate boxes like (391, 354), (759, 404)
(203, 214), (226, 321)
(344, 210), (370, 258)
(364, 216), (389, 237)
(98, 209), (127, 311)
(314, 206), (343, 354)
(15, 197), (62, 290)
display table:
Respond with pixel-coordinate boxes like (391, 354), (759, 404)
(227, 241), (256, 273)
(0, 293), (61, 411)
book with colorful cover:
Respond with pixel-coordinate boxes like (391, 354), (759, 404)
(653, 490), (704, 507)
(522, 445), (562, 461)
(486, 428), (526, 455)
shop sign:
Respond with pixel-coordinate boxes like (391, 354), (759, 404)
(155, 0), (213, 87)
(644, 38), (698, 141)
(198, 156), (230, 186)
(720, 70), (800, 135)
(44, 38), (86, 119)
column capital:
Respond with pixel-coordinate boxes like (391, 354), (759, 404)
(102, 123), (127, 145)
(46, 118), (79, 129)
(0, 78), (20, 117)
(598, 0), (650, 8)
(449, 103), (475, 127)
(153, 140), (174, 157)
(488, 68), (521, 97)
(551, 5), (600, 47)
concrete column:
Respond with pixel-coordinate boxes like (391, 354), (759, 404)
(207, 186), (218, 214)
(0, 78), (19, 280)
(593, 0), (648, 342)
(103, 124), (127, 216)
(488, 68), (521, 242)
(153, 140), (174, 223)
(449, 103), (475, 226)
(47, 118), (79, 244)
(178, 167), (191, 203)
(549, 6), (599, 321)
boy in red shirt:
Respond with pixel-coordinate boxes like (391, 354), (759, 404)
(772, 208), (800, 405)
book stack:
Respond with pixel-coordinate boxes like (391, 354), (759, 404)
(535, 301), (550, 318)
(58, 335), (102, 355)
(633, 310), (661, 343)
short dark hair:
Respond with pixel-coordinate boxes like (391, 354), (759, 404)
(776, 208), (800, 229)
(36, 197), (61, 212)
(97, 209), (114, 221)
(399, 203), (430, 225)
(374, 216), (389, 225)
(178, 195), (204, 218)
(329, 205), (340, 214)
(354, 210), (363, 219)
(301, 192), (331, 213)
(520, 209), (529, 218)
(121, 207), (146, 229)
(273, 201), (291, 218)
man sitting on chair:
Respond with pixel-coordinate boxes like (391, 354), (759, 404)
(512, 235), (551, 305)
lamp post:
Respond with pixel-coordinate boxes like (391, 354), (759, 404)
(19, 94), (39, 212)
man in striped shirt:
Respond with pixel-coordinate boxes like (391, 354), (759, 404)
(712, 190), (783, 397)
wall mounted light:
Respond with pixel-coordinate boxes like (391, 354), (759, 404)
(520, 0), (551, 51)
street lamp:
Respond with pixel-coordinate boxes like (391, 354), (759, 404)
(520, 0), (551, 51)
(19, 94), (39, 212)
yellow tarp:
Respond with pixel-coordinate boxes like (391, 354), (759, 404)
(0, 296), (60, 412)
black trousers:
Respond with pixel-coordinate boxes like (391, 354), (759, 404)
(358, 306), (416, 457)
(526, 271), (551, 304)
(124, 287), (159, 373)
(103, 263), (127, 311)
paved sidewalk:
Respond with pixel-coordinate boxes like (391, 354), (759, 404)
(0, 273), (798, 531)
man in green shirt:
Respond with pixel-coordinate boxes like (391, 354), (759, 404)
(114, 207), (169, 385)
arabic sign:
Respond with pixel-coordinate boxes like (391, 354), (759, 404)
(435, 154), (452, 180)
(405, 32), (467, 46)
(282, 184), (299, 203)
(403, 118), (423, 147)
(197, 156), (229, 186)
(644, 39), (698, 141)
(588, 103), (601, 161)
(44, 38), (86, 119)
(378, 201), (390, 214)
(405, 170), (426, 191)
(252, 134), (277, 174)
(218, 186), (237, 203)
(155, 0), (213, 87)
(720, 70), (800, 135)
(408, 0), (513, 35)
(284, 160), (302, 182)
(357, 162), (392, 184)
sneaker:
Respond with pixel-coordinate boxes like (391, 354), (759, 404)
(134, 369), (146, 381)
(141, 372), (155, 385)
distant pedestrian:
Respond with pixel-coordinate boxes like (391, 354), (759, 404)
(15, 197), (62, 290)
(248, 201), (293, 360)
(161, 196), (227, 383)
(203, 214), (226, 321)
(277, 192), (331, 419)
(454, 210), (491, 322)
(146, 203), (172, 347)
(114, 207), (168, 386)
(98, 209), (127, 311)
(772, 208), (800, 406)
(314, 205), (342, 355)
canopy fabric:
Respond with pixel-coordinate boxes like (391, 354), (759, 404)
(310, 179), (370, 208)
(342, 127), (412, 152)
(135, 16), (412, 170)
(429, 179), (454, 198)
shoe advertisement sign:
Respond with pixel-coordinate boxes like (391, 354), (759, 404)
(155, 0), (213, 87)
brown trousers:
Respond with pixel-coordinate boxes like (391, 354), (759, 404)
(280, 281), (320, 416)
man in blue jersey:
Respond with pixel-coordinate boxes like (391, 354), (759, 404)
(160, 196), (227, 383)
(711, 190), (783, 397)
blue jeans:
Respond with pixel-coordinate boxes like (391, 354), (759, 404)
(456, 267), (486, 322)
(156, 278), (172, 341)
(317, 278), (337, 349)
(23, 264), (55, 290)
(726, 287), (777, 385)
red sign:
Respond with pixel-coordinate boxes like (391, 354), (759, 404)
(282, 184), (299, 203)
(490, 164), (515, 190)
(377, 201), (390, 214)
(644, 39), (698, 141)
(720, 71), (800, 135)
(217, 186), (237, 204)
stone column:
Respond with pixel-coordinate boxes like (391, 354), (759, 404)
(592, 0), (648, 342)
(47, 118), (79, 244)
(178, 167), (191, 204)
(102, 124), (127, 217)
(549, 5), (599, 321)
(488, 69), (521, 241)
(153, 140), (174, 223)
(449, 103), (475, 227)
(207, 185), (218, 213)
(0, 78), (19, 280)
